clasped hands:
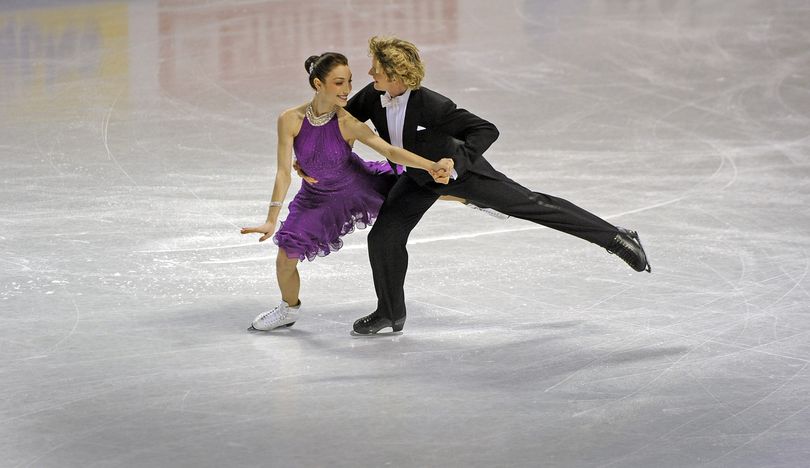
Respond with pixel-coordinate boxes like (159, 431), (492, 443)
(429, 158), (454, 184)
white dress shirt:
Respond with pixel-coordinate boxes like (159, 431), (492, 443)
(384, 89), (456, 179)
(384, 89), (410, 149)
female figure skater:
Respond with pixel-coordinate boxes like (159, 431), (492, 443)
(240, 52), (453, 331)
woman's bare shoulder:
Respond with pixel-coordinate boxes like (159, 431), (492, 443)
(277, 104), (307, 135)
(337, 107), (365, 128)
(279, 104), (307, 122)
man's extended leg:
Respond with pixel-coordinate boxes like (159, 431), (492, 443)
(440, 170), (651, 272)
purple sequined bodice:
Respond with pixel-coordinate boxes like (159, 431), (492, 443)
(294, 115), (359, 183)
(273, 113), (397, 261)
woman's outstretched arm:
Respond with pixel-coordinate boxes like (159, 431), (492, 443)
(241, 110), (298, 241)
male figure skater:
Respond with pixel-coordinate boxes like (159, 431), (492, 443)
(346, 36), (651, 335)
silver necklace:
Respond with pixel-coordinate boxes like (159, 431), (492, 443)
(305, 103), (337, 126)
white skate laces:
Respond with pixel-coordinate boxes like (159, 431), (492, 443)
(249, 300), (301, 331)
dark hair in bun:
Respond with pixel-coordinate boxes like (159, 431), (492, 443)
(304, 52), (348, 90)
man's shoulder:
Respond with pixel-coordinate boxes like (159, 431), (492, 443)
(411, 86), (454, 109)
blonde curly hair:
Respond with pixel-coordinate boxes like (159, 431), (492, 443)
(368, 36), (425, 89)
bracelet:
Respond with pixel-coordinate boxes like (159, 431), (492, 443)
(269, 201), (282, 207)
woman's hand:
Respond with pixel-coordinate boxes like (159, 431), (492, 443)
(429, 158), (454, 184)
(293, 160), (318, 184)
(240, 222), (276, 242)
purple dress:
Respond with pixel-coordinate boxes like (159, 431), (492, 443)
(273, 114), (399, 261)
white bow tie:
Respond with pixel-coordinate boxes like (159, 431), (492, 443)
(380, 93), (400, 108)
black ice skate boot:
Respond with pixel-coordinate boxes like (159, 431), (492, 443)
(351, 312), (405, 336)
(606, 228), (651, 273)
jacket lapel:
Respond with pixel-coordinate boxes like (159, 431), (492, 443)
(372, 95), (390, 143)
(402, 89), (420, 151)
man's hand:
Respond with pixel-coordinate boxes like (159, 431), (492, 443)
(429, 158), (454, 184)
(293, 160), (318, 184)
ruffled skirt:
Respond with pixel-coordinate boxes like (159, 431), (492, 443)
(273, 159), (397, 261)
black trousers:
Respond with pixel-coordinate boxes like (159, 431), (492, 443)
(367, 169), (620, 321)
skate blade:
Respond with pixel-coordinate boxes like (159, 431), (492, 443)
(631, 232), (652, 273)
(350, 329), (403, 337)
(247, 322), (295, 332)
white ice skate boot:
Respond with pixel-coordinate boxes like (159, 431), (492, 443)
(248, 300), (301, 331)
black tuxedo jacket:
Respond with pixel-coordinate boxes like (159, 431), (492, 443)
(346, 83), (500, 185)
